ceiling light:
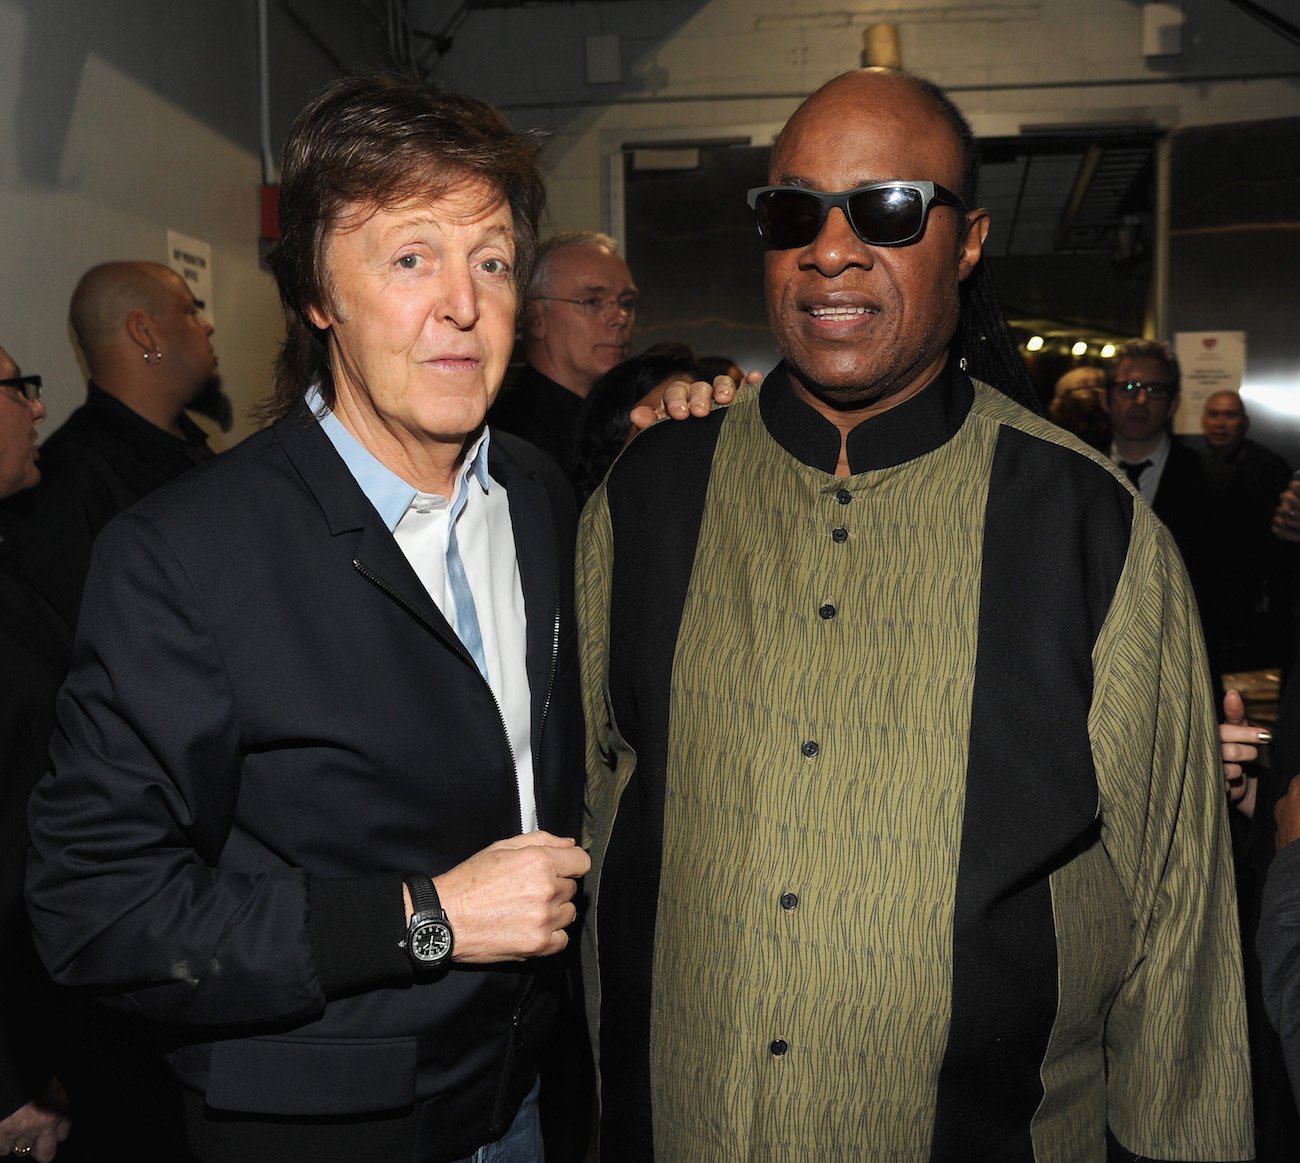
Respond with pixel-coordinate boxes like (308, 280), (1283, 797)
(1026, 335), (1044, 352)
(1071, 341), (1088, 356)
(1100, 343), (1116, 359)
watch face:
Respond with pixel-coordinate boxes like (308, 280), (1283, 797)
(411, 920), (452, 962)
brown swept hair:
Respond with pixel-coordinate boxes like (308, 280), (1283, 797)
(261, 71), (546, 421)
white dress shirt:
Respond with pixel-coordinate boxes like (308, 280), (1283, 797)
(1110, 431), (1171, 506)
(308, 387), (537, 833)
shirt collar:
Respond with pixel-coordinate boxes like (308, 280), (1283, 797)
(1110, 431), (1171, 472)
(758, 357), (974, 474)
(86, 382), (212, 452)
(305, 385), (492, 532)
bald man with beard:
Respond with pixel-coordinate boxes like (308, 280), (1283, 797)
(13, 261), (229, 630)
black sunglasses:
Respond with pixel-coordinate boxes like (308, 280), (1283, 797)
(747, 181), (965, 250)
(0, 374), (41, 401)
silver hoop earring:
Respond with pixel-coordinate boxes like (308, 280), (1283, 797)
(958, 356), (969, 372)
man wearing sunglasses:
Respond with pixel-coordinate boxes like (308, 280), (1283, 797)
(578, 68), (1250, 1161)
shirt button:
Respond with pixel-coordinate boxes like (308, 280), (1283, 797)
(836, 489), (852, 505)
(770, 1039), (789, 1057)
(819, 603), (836, 620)
(801, 739), (819, 758)
(831, 526), (849, 543)
(780, 892), (799, 911)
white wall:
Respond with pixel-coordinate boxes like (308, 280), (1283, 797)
(2, 0), (1296, 442)
(0, 0), (387, 447)
(433, 0), (1300, 239)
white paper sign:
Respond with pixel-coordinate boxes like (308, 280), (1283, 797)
(1173, 331), (1246, 434)
(167, 231), (214, 328)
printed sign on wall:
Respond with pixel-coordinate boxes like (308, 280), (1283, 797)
(167, 231), (214, 328)
(1173, 331), (1246, 434)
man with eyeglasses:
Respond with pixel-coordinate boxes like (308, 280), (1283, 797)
(489, 231), (638, 487)
(578, 68), (1251, 1160)
(1102, 339), (1238, 673)
(0, 344), (74, 1162)
(0, 353), (44, 506)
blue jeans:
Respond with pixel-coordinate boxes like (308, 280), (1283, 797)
(450, 1078), (543, 1163)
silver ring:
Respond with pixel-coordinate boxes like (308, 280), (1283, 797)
(12, 1147), (33, 1156)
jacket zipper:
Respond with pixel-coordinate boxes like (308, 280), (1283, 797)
(355, 541), (559, 1125)
(532, 512), (562, 802)
(487, 996), (526, 1137)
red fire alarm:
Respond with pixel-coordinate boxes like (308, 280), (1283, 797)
(260, 184), (281, 242)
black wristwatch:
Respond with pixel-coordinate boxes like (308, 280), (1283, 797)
(403, 876), (454, 969)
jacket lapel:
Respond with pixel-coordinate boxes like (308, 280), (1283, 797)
(270, 401), (472, 666)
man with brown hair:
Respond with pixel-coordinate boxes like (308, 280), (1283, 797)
(27, 74), (588, 1162)
(1102, 338), (1241, 673)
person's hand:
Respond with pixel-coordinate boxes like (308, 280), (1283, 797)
(429, 831), (590, 963)
(1271, 479), (1300, 543)
(630, 369), (764, 431)
(1276, 774), (1300, 852)
(0, 1079), (71, 1162)
(1219, 688), (1269, 818)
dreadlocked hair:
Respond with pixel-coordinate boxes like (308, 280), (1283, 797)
(954, 259), (1041, 414)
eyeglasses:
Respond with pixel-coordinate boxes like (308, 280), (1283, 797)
(1111, 380), (1176, 400)
(746, 181), (965, 250)
(0, 375), (41, 401)
(532, 294), (639, 317)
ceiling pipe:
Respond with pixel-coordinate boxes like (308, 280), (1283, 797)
(258, 0), (275, 185)
(1225, 0), (1300, 48)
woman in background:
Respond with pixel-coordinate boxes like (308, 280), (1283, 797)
(573, 342), (701, 505)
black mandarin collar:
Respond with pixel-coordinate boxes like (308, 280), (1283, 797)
(758, 359), (974, 474)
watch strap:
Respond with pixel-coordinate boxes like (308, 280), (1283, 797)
(405, 875), (441, 917)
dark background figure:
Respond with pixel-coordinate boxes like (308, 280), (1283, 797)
(1202, 390), (1296, 676)
(694, 355), (745, 385)
(9, 262), (225, 632)
(1047, 366), (1109, 451)
(1222, 470), (1300, 1161)
(0, 342), (73, 1163)
(573, 341), (700, 504)
(490, 231), (638, 489)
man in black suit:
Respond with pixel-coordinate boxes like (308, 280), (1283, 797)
(1101, 338), (1236, 673)
(8, 261), (226, 633)
(1202, 390), (1295, 674)
(26, 75), (590, 1163)
(0, 345), (73, 1163)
